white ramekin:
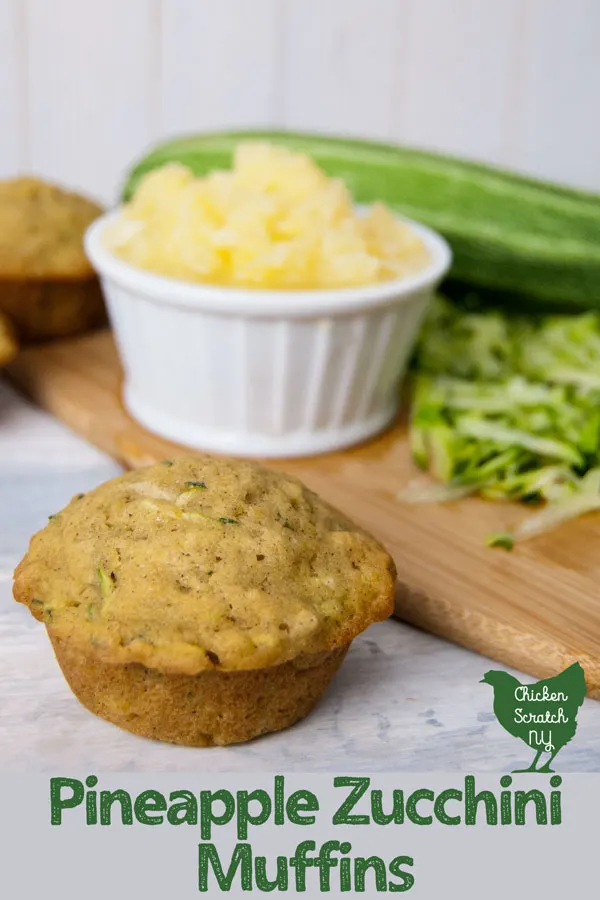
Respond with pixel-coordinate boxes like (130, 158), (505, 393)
(85, 212), (451, 458)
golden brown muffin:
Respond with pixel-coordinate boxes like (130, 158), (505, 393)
(0, 311), (18, 367)
(14, 456), (395, 746)
(0, 177), (106, 340)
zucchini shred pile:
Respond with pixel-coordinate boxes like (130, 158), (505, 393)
(402, 297), (600, 547)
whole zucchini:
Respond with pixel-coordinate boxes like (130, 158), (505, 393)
(121, 130), (600, 310)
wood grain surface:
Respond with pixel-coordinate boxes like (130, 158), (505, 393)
(7, 329), (600, 698)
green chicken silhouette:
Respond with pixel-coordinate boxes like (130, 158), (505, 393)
(480, 662), (586, 773)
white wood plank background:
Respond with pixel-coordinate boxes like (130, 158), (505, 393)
(25, 0), (159, 203)
(281, 0), (402, 138)
(0, 0), (25, 174)
(160, 0), (281, 135)
(0, 0), (598, 203)
(399, 0), (523, 166)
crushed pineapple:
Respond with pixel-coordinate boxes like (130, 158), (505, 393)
(105, 142), (430, 289)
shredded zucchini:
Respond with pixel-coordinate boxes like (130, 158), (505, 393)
(97, 565), (115, 598)
(402, 297), (600, 546)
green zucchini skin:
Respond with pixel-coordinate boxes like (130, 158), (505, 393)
(441, 280), (591, 316)
(121, 130), (600, 309)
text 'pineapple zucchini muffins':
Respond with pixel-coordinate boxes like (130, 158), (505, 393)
(14, 457), (395, 746)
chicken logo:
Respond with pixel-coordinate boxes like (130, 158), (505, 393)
(480, 662), (586, 773)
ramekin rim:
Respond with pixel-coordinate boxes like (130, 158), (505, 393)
(84, 207), (452, 315)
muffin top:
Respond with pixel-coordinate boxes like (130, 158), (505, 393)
(0, 177), (102, 280)
(14, 457), (395, 674)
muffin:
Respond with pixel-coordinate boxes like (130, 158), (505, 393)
(0, 311), (18, 367)
(0, 177), (106, 341)
(14, 456), (395, 746)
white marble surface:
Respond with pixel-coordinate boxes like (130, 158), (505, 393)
(1, 378), (599, 773)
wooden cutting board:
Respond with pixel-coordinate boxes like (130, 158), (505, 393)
(7, 329), (600, 697)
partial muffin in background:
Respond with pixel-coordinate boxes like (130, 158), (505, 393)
(0, 177), (105, 341)
(0, 311), (18, 367)
(14, 456), (396, 747)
